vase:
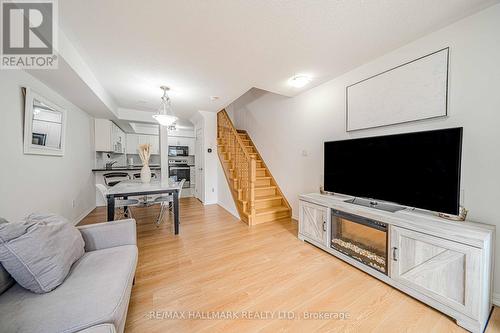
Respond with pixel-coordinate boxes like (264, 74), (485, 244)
(140, 165), (151, 183)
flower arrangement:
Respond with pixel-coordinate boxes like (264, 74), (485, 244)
(138, 143), (151, 166)
(138, 144), (152, 183)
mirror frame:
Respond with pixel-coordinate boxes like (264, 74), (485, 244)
(23, 87), (67, 156)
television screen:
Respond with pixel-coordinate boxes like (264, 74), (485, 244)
(324, 127), (463, 215)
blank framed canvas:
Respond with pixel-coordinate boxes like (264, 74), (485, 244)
(346, 48), (449, 132)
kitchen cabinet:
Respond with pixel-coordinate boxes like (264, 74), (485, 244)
(126, 134), (139, 154)
(95, 119), (125, 153)
(126, 134), (159, 155)
(148, 135), (160, 155)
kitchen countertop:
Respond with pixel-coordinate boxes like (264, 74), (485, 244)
(92, 166), (161, 172)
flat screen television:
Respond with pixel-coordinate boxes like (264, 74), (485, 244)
(324, 127), (463, 215)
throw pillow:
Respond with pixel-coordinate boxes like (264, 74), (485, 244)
(0, 218), (14, 294)
(0, 214), (84, 293)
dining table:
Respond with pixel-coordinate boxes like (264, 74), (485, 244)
(106, 180), (182, 234)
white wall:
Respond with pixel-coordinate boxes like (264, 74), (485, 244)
(227, 5), (500, 295)
(0, 70), (96, 224)
(217, 157), (239, 218)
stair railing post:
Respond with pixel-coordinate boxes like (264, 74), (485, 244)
(249, 157), (256, 225)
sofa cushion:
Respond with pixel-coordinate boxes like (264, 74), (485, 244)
(0, 213), (85, 293)
(0, 218), (14, 295)
(77, 324), (116, 333)
(0, 245), (137, 333)
(0, 263), (14, 295)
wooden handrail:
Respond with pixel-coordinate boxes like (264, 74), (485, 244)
(218, 110), (253, 160)
(217, 109), (257, 224)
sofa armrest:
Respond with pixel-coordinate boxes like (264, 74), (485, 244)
(77, 219), (137, 252)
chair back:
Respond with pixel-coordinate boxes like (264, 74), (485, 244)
(133, 172), (157, 179)
(178, 179), (186, 198)
(96, 184), (108, 201)
(103, 172), (130, 187)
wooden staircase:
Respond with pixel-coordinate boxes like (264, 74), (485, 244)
(217, 110), (291, 225)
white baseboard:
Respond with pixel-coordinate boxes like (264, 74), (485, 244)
(492, 292), (500, 307)
(72, 205), (96, 225)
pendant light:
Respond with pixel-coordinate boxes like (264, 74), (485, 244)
(152, 86), (177, 126)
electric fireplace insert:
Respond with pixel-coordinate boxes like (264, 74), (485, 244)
(330, 209), (388, 274)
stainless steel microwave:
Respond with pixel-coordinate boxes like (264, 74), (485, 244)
(168, 145), (189, 156)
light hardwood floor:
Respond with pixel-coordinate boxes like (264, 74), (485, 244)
(80, 198), (500, 333)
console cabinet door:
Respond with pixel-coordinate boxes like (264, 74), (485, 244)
(390, 226), (481, 318)
(299, 201), (328, 245)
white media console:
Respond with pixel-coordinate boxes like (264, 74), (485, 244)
(298, 193), (495, 333)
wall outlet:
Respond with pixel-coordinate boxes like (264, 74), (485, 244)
(212, 187), (215, 193)
(72, 199), (77, 208)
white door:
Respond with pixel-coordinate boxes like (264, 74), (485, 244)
(195, 127), (204, 202)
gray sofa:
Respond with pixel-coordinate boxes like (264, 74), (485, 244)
(0, 219), (138, 333)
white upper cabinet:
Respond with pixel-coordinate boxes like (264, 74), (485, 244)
(147, 135), (160, 155)
(126, 134), (160, 155)
(94, 119), (125, 153)
(126, 134), (139, 154)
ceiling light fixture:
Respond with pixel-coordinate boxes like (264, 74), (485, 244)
(152, 86), (177, 126)
(288, 74), (312, 88)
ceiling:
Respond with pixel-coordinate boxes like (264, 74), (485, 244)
(58, 0), (498, 120)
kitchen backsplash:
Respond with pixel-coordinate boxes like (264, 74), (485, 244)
(127, 154), (161, 166)
(95, 152), (161, 168)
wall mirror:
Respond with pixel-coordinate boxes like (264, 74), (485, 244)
(23, 87), (66, 156)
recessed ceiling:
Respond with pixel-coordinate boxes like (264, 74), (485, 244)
(59, 0), (499, 120)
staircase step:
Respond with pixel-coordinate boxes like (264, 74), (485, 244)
(256, 176), (272, 186)
(218, 110), (291, 225)
(229, 167), (266, 177)
(256, 168), (267, 177)
(255, 194), (281, 201)
(254, 195), (283, 209)
(255, 184), (275, 189)
(255, 185), (277, 197)
(254, 206), (291, 224)
(256, 205), (290, 216)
